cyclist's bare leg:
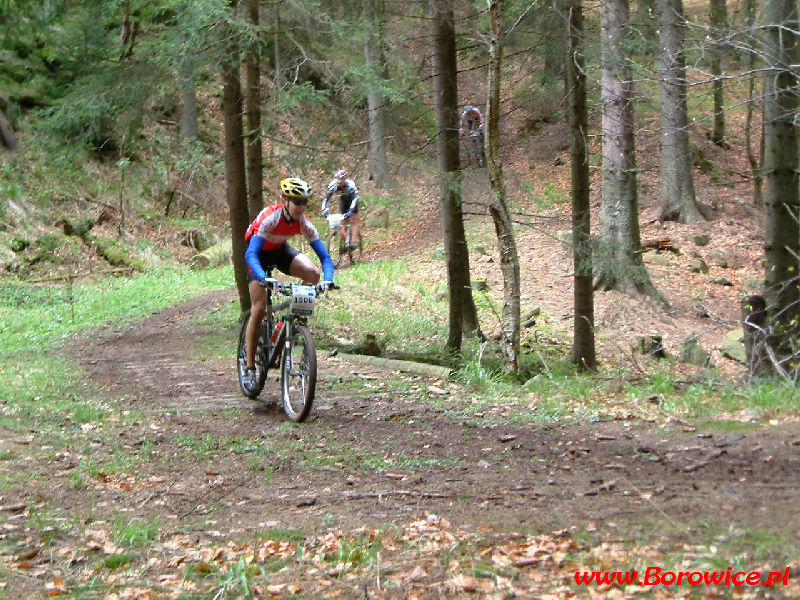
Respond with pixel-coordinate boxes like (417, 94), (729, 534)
(289, 254), (321, 285)
(350, 214), (360, 246)
(341, 215), (350, 245)
(246, 280), (267, 368)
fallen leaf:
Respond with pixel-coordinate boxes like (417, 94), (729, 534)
(17, 547), (39, 561)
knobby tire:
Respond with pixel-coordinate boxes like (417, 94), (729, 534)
(328, 229), (342, 269)
(281, 324), (316, 422)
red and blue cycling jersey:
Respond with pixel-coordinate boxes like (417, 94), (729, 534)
(244, 203), (334, 282)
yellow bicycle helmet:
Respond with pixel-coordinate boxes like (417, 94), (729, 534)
(280, 177), (312, 201)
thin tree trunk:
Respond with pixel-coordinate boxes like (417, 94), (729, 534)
(542, 0), (567, 84)
(634, 0), (656, 39)
(762, 0), (800, 375)
(0, 110), (17, 151)
(273, 3), (282, 89)
(486, 0), (521, 374)
(430, 0), (479, 353)
(745, 0), (763, 205)
(596, 0), (661, 302)
(179, 62), (199, 139)
(178, 3), (198, 139)
(657, 0), (705, 223)
(222, 21), (251, 312)
(244, 0), (263, 219)
(365, 0), (392, 187)
(120, 0), (137, 60)
(709, 0), (727, 146)
(566, 0), (596, 369)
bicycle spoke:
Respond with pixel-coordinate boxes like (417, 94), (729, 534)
(281, 324), (316, 422)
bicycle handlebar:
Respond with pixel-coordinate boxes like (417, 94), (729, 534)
(260, 279), (339, 295)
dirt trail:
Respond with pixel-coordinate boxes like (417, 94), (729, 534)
(62, 291), (800, 543)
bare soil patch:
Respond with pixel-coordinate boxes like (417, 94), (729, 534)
(62, 291), (799, 536)
(3, 210), (800, 596)
(4, 72), (799, 598)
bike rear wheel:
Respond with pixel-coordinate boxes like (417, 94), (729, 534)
(339, 226), (362, 267)
(281, 323), (316, 422)
(349, 232), (362, 265)
(237, 310), (267, 398)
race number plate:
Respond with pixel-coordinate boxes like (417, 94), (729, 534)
(327, 214), (344, 228)
(290, 284), (316, 316)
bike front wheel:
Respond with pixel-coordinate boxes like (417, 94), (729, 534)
(238, 310), (267, 398)
(328, 228), (343, 269)
(281, 323), (317, 422)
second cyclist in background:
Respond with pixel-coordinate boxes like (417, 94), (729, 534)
(321, 168), (360, 251)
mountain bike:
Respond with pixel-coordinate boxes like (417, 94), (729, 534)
(463, 130), (485, 168)
(326, 213), (362, 268)
(236, 268), (336, 422)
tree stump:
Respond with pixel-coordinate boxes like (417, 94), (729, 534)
(741, 295), (769, 378)
(636, 335), (666, 359)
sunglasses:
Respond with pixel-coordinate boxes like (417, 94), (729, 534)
(288, 197), (308, 207)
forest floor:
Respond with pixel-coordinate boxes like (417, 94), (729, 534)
(2, 287), (798, 597)
(3, 66), (800, 599)
(4, 154), (800, 596)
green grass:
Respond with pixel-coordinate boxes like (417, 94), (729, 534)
(0, 265), (232, 355)
(313, 258), (449, 359)
(0, 266), (232, 438)
(326, 533), (382, 570)
(201, 557), (270, 600)
(113, 516), (160, 547)
(103, 554), (136, 569)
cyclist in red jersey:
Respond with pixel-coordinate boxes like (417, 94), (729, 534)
(241, 177), (334, 394)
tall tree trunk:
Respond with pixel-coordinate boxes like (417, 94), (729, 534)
(486, 0), (521, 374)
(244, 0), (263, 219)
(0, 110), (17, 151)
(762, 0), (800, 375)
(273, 2), (282, 90)
(222, 30), (251, 312)
(120, 0), (137, 60)
(179, 62), (199, 139)
(178, 4), (198, 139)
(657, 0), (705, 223)
(745, 0), (764, 205)
(709, 0), (727, 146)
(430, 0), (479, 353)
(542, 0), (567, 84)
(566, 0), (596, 370)
(634, 0), (657, 39)
(596, 0), (661, 301)
(364, 0), (392, 187)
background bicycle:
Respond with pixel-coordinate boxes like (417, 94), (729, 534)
(326, 212), (363, 268)
(236, 269), (334, 422)
(459, 104), (486, 168)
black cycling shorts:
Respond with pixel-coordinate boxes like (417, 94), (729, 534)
(246, 242), (300, 282)
(339, 196), (359, 215)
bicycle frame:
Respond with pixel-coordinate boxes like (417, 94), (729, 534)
(238, 267), (327, 422)
(260, 291), (306, 369)
(326, 213), (362, 268)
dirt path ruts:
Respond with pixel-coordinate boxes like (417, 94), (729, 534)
(62, 291), (800, 544)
